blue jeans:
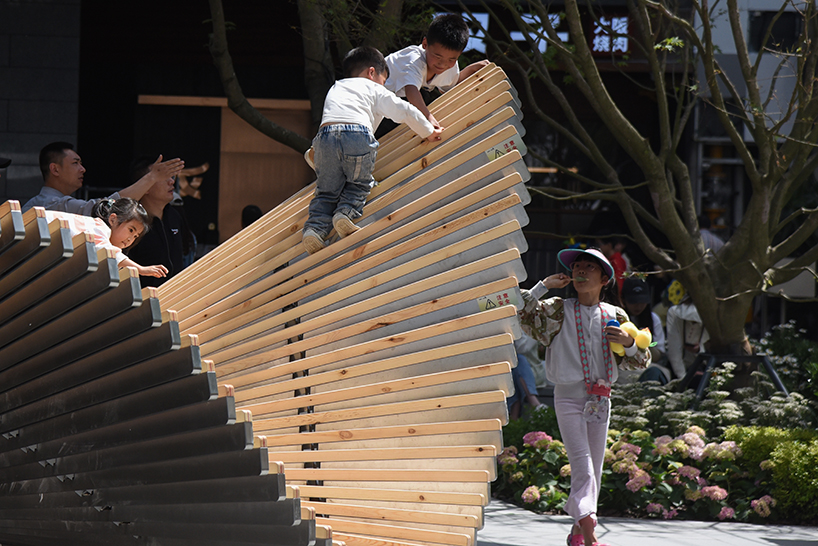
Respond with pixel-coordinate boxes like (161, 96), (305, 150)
(507, 353), (539, 411)
(304, 124), (378, 239)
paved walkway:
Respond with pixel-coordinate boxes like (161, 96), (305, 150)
(477, 499), (818, 546)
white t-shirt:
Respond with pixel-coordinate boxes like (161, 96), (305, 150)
(384, 45), (460, 97)
(321, 77), (435, 138)
(545, 300), (638, 398)
(44, 210), (126, 264)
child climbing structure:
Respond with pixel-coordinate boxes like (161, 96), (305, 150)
(0, 64), (532, 546)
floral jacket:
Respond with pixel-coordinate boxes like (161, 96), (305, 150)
(519, 295), (651, 385)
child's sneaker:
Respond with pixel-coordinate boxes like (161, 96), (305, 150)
(332, 213), (360, 238)
(302, 228), (326, 255)
(304, 147), (315, 170)
(567, 533), (584, 546)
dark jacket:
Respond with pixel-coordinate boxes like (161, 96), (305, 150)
(127, 205), (187, 287)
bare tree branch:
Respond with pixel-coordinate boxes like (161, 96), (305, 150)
(208, 0), (311, 153)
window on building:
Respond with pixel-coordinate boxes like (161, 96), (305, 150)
(748, 11), (802, 53)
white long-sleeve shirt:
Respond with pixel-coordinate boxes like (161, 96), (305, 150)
(321, 77), (435, 138)
(666, 302), (709, 379)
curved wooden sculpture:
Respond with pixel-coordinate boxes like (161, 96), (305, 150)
(0, 64), (530, 546)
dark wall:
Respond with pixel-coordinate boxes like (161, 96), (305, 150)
(0, 0), (81, 203)
(77, 0), (309, 243)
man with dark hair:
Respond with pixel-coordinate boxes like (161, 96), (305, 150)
(22, 141), (184, 215)
(125, 157), (195, 287)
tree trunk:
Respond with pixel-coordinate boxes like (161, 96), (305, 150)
(363, 0), (405, 53)
(297, 0), (336, 130)
(208, 0), (311, 153)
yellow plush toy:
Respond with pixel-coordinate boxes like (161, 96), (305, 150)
(611, 321), (650, 354)
(635, 327), (653, 350)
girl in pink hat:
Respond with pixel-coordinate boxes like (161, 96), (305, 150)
(519, 248), (651, 546)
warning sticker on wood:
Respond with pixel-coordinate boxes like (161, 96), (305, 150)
(477, 290), (519, 312)
(485, 137), (520, 161)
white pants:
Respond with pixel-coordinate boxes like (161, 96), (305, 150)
(555, 396), (610, 524)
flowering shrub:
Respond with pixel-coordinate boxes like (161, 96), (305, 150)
(753, 320), (818, 401)
(494, 431), (570, 512)
(610, 362), (817, 437)
(496, 326), (818, 523)
(494, 424), (818, 523)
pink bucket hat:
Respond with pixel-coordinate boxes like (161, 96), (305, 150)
(557, 248), (614, 279)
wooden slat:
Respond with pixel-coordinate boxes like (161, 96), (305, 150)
(183, 170), (523, 335)
(0, 200), (25, 255)
(316, 518), (472, 546)
(303, 501), (478, 529)
(0, 207), (50, 277)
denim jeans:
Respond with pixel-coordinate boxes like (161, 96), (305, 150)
(507, 353), (539, 411)
(304, 124), (378, 239)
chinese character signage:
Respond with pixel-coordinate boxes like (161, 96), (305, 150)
(590, 15), (629, 55)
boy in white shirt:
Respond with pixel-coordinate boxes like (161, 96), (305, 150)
(302, 46), (443, 255)
(384, 14), (489, 131)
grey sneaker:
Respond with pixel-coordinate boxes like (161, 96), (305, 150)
(332, 213), (360, 238)
(302, 228), (326, 255)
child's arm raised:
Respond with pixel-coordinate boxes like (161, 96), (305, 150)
(457, 59), (490, 83)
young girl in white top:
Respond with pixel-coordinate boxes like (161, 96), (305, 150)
(519, 248), (650, 546)
(45, 198), (168, 278)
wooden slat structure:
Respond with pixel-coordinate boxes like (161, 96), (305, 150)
(0, 64), (530, 546)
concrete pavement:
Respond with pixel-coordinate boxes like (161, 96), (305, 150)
(477, 499), (818, 546)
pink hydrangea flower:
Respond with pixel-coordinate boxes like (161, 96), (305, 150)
(662, 508), (679, 519)
(760, 495), (777, 507)
(718, 506), (736, 520)
(682, 432), (705, 448)
(751, 495), (776, 517)
(686, 425), (706, 437)
(646, 503), (663, 514)
(702, 442), (720, 459)
(702, 486), (728, 501)
(626, 470), (652, 492)
(560, 464), (571, 478)
(534, 438), (552, 449)
(716, 449), (737, 461)
(497, 448), (520, 466)
(617, 443), (642, 456)
(613, 460), (638, 475)
(523, 431), (552, 447)
(604, 449), (616, 464)
(521, 485), (541, 504)
(677, 465), (701, 480)
(655, 435), (673, 446)
(668, 439), (690, 457)
(688, 445), (705, 461)
(720, 441), (740, 455)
